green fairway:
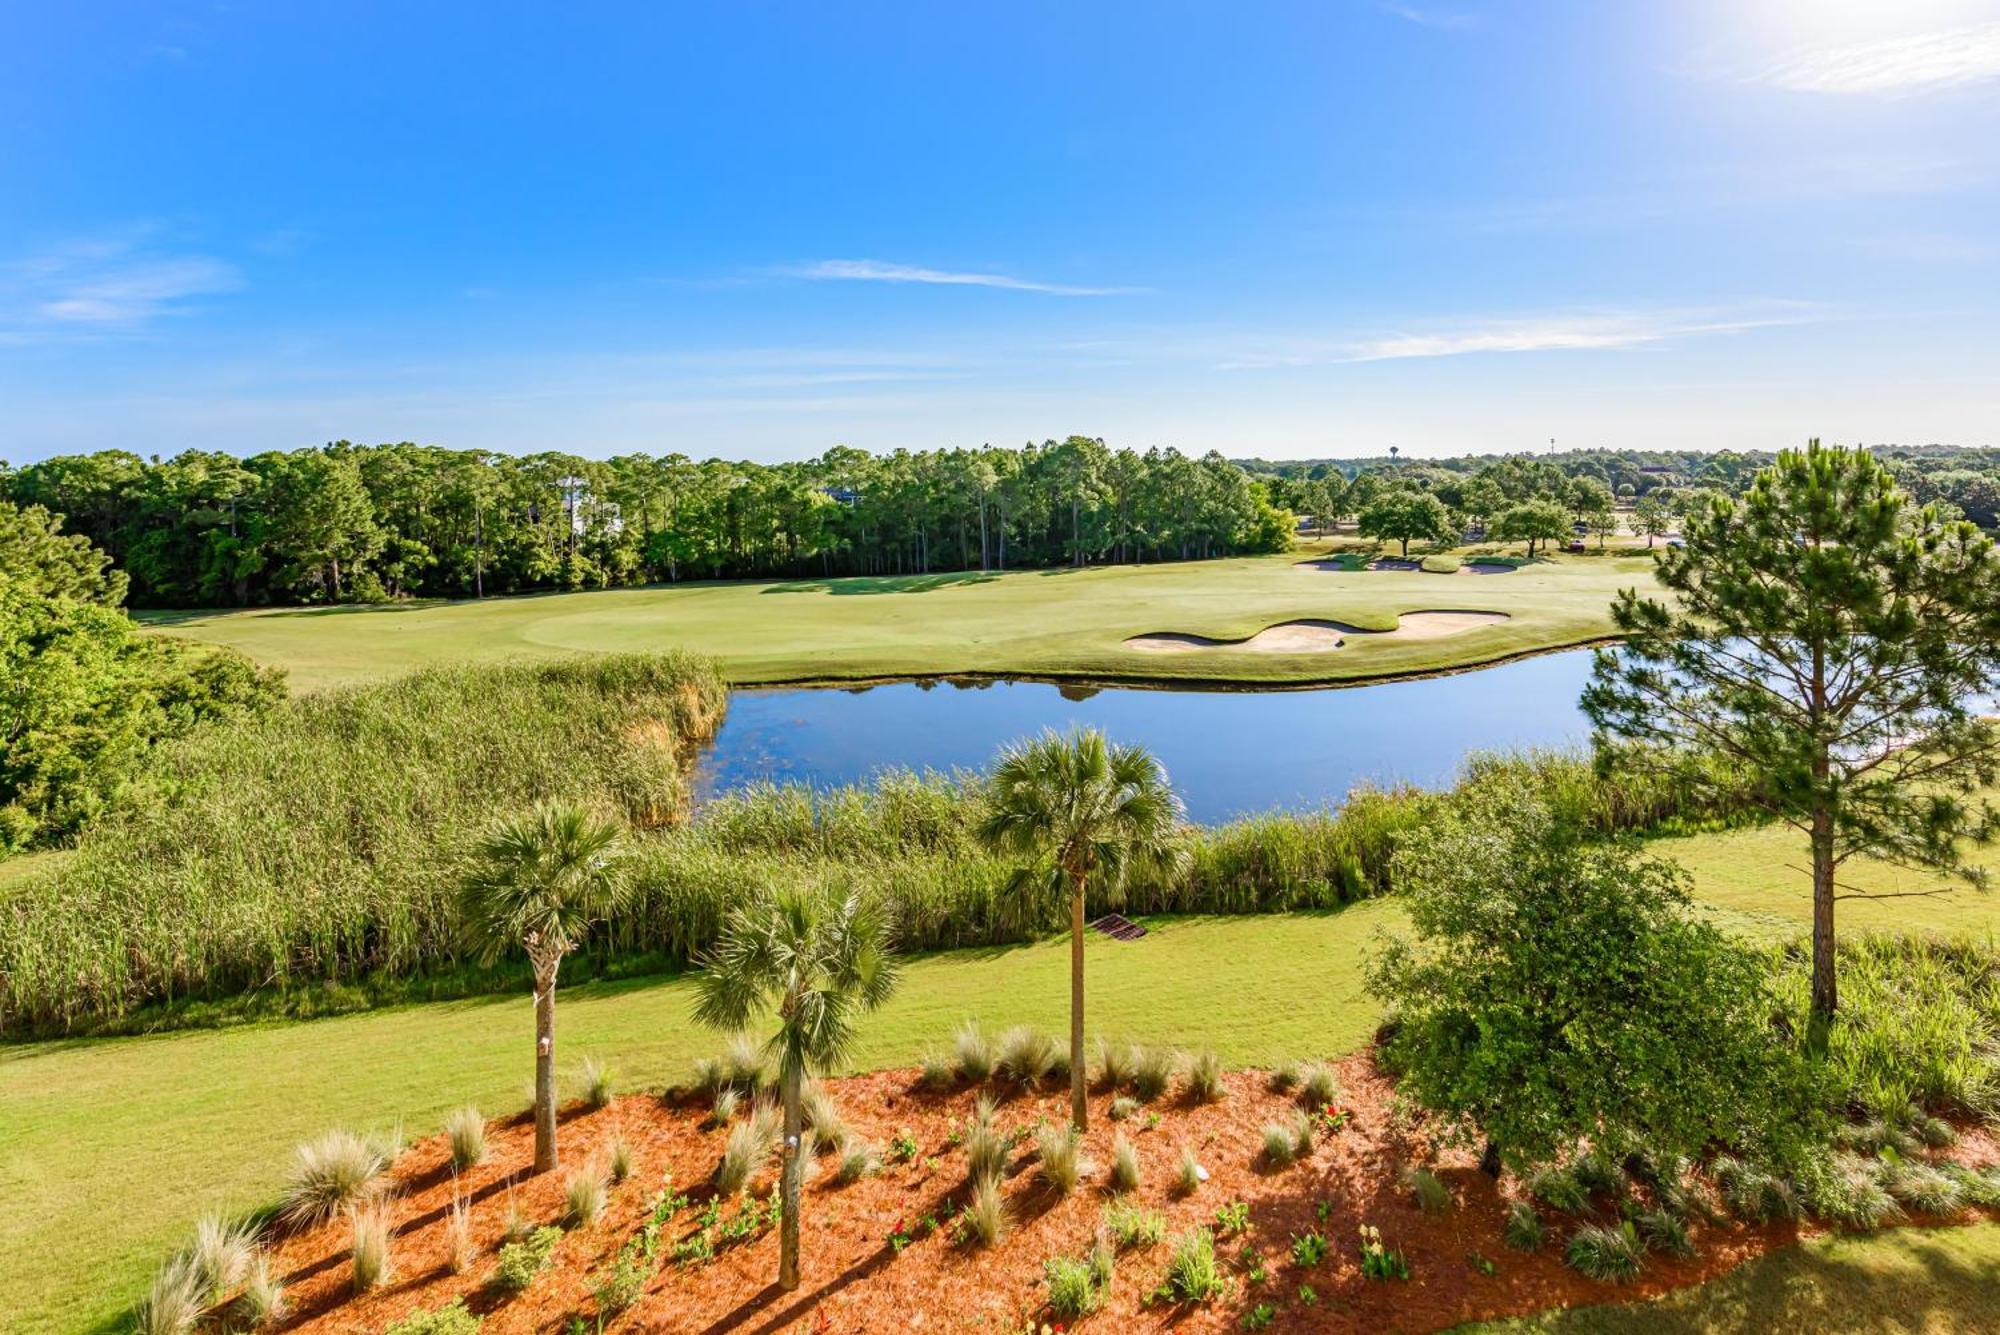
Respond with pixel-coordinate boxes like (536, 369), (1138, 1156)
(1466, 1222), (2000, 1333)
(136, 546), (1647, 692)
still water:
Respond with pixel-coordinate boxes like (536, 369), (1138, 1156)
(693, 650), (1599, 823)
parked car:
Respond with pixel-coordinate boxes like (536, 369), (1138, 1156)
(1566, 538), (1587, 553)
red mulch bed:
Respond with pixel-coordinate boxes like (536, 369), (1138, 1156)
(260, 1054), (1999, 1334)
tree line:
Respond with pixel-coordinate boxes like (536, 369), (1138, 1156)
(0, 438), (1296, 607)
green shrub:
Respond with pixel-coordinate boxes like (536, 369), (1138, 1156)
(1712, 1156), (1799, 1223)
(1105, 1198), (1167, 1249)
(492, 1225), (562, 1295)
(1503, 1201), (1545, 1252)
(1571, 1150), (1627, 1199)
(595, 1254), (646, 1315)
(565, 1168), (608, 1227)
(1035, 1124), (1082, 1195)
(1108, 1134), (1142, 1193)
(1159, 1227), (1226, 1304)
(1213, 1200), (1250, 1236)
(1565, 1222), (1643, 1283)
(445, 1106), (486, 1172)
(384, 1300), (483, 1335)
(1185, 1049), (1225, 1103)
(350, 1207), (394, 1293)
(281, 1129), (386, 1229)
(1243, 1301), (1278, 1329)
(1290, 1230), (1328, 1267)
(1529, 1166), (1590, 1215)
(1369, 784), (1814, 1177)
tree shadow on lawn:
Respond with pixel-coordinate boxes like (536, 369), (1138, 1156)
(761, 572), (1000, 596)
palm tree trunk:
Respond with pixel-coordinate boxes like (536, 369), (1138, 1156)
(779, 1064), (803, 1290)
(533, 960), (558, 1173)
(1070, 878), (1088, 1131)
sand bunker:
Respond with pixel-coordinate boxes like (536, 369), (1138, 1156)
(1125, 610), (1510, 653)
(1296, 558), (1517, 576)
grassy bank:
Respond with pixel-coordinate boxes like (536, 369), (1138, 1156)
(0, 654), (727, 1034)
(1467, 1222), (2000, 1333)
(0, 747), (1746, 1037)
(136, 545), (1649, 692)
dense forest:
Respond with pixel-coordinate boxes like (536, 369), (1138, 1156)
(0, 438), (1296, 608)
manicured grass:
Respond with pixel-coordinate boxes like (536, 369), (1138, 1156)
(135, 546), (1648, 691)
(1466, 1223), (2000, 1333)
(0, 908), (1393, 1335)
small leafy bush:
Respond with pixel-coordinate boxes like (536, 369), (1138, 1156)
(492, 1225), (562, 1295)
(1290, 1230), (1328, 1267)
(1566, 1222), (1643, 1283)
(1213, 1200), (1250, 1236)
(1109, 1134), (1142, 1193)
(384, 1300), (483, 1335)
(1242, 1301), (1278, 1330)
(596, 1254), (646, 1315)
(1105, 1198), (1167, 1249)
(1529, 1166), (1590, 1215)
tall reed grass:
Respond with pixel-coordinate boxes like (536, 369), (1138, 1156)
(1, 673), (1751, 1038)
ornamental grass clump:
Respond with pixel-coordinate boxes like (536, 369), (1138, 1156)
(1044, 1241), (1114, 1319)
(186, 1212), (257, 1306)
(965, 1095), (1009, 1182)
(954, 1020), (996, 1083)
(1634, 1207), (1693, 1258)
(963, 1170), (1008, 1247)
(565, 1167), (608, 1227)
(1035, 1124), (1083, 1195)
(1176, 1147), (1206, 1196)
(803, 1081), (849, 1155)
(1405, 1166), (1453, 1214)
(350, 1207), (395, 1294)
(717, 1102), (780, 1193)
(1528, 1165), (1591, 1216)
(1565, 1221), (1643, 1283)
(1093, 1037), (1137, 1089)
(996, 1025), (1064, 1087)
(578, 1056), (615, 1110)
(134, 1255), (203, 1335)
(1883, 1161), (1965, 1215)
(1105, 1198), (1168, 1249)
(835, 1143), (879, 1185)
(445, 1105), (486, 1172)
(1130, 1046), (1178, 1102)
(281, 1129), (387, 1229)
(1184, 1049), (1225, 1103)
(1298, 1062), (1341, 1108)
(918, 1047), (954, 1090)
(1159, 1226), (1226, 1304)
(1108, 1134), (1142, 1193)
(233, 1255), (287, 1329)
(1503, 1201), (1545, 1252)
(607, 1135), (636, 1184)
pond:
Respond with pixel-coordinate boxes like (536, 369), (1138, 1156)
(693, 649), (1600, 823)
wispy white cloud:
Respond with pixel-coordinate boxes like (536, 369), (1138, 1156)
(1378, 3), (1478, 32)
(1216, 305), (1816, 369)
(4, 233), (241, 334)
(1753, 21), (2000, 97)
(784, 258), (1139, 297)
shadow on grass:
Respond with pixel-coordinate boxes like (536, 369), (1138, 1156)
(761, 572), (1001, 596)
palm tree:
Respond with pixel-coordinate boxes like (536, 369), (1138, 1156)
(977, 729), (1185, 1130)
(459, 802), (628, 1174)
(694, 885), (900, 1291)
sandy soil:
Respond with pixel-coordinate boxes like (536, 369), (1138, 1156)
(1125, 611), (1510, 654)
(251, 1055), (1997, 1335)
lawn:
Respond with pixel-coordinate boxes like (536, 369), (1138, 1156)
(1467, 1222), (2000, 1333)
(6, 821), (1995, 1333)
(135, 545), (1648, 692)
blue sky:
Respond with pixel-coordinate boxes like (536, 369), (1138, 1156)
(3, 1), (1997, 463)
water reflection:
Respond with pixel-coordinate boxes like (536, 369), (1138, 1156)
(694, 650), (1599, 823)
